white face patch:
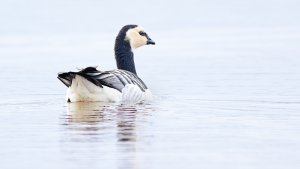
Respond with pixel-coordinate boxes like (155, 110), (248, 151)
(125, 26), (148, 49)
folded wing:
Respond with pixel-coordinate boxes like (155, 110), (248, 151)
(58, 67), (148, 92)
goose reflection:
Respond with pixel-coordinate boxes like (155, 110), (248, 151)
(63, 102), (152, 142)
(115, 105), (138, 142)
(66, 102), (107, 124)
(60, 102), (154, 169)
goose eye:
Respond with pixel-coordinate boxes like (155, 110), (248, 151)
(139, 31), (146, 36)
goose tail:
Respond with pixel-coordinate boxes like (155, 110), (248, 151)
(57, 72), (76, 87)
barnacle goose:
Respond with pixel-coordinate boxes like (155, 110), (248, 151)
(57, 25), (155, 102)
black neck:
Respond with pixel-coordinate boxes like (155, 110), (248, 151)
(114, 34), (137, 75)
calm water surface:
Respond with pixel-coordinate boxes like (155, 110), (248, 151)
(1, 1), (300, 168)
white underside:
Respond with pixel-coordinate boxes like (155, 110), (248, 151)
(66, 75), (153, 103)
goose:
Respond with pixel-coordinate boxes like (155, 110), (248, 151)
(57, 25), (155, 103)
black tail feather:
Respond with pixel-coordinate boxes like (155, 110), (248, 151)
(57, 68), (103, 88)
(57, 72), (75, 87)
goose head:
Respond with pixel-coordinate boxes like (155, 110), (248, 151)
(114, 25), (155, 74)
(125, 26), (155, 49)
(117, 25), (155, 49)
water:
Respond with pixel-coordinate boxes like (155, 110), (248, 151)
(1, 1), (300, 169)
